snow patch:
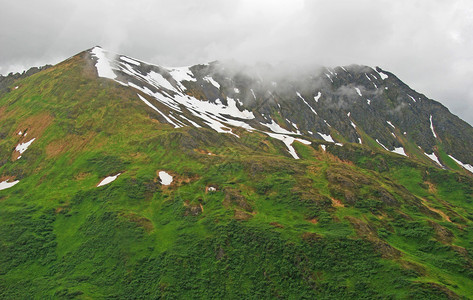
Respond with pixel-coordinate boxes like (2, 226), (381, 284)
(320, 145), (326, 151)
(297, 92), (317, 115)
(159, 171), (173, 185)
(325, 74), (333, 82)
(429, 115), (437, 138)
(376, 139), (389, 151)
(0, 180), (20, 191)
(91, 47), (117, 79)
(391, 147), (407, 157)
(407, 95), (417, 103)
(15, 138), (36, 157)
(286, 119), (299, 131)
(358, 138), (362, 144)
(386, 121), (395, 128)
(263, 132), (310, 159)
(120, 56), (140, 66)
(147, 71), (175, 91)
(203, 76), (220, 89)
(448, 155), (473, 174)
(234, 88), (240, 93)
(367, 99), (371, 105)
(168, 67), (196, 83)
(250, 89), (256, 100)
(378, 71), (389, 80)
(261, 120), (298, 135)
(425, 152), (442, 167)
(354, 87), (362, 97)
(317, 132), (334, 143)
(97, 173), (121, 187)
(179, 115), (202, 128)
(314, 92), (321, 102)
(137, 94), (182, 128)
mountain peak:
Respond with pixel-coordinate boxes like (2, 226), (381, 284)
(85, 47), (473, 168)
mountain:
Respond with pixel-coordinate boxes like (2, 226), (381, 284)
(0, 46), (473, 299)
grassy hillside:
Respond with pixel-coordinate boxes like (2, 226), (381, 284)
(1, 52), (473, 299)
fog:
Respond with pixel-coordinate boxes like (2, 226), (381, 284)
(1, 0), (473, 124)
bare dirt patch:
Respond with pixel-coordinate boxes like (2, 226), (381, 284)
(421, 198), (452, 223)
(331, 198), (345, 208)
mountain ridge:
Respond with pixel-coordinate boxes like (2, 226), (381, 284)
(87, 46), (473, 170)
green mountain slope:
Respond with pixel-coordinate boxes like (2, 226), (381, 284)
(1, 50), (473, 299)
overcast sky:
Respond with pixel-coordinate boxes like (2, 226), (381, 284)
(1, 0), (473, 124)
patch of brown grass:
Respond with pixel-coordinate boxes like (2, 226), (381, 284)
(234, 210), (253, 221)
(424, 181), (437, 194)
(45, 132), (96, 158)
(74, 172), (91, 181)
(0, 106), (6, 119)
(270, 222), (284, 228)
(120, 212), (154, 233)
(194, 149), (215, 156)
(11, 112), (54, 160)
(16, 112), (53, 139)
(0, 175), (16, 182)
(302, 232), (323, 242)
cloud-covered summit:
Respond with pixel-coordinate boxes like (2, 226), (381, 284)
(1, 0), (473, 124)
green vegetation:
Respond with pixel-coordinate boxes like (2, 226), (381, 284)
(1, 52), (473, 299)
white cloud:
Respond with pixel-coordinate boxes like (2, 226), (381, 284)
(1, 0), (473, 124)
